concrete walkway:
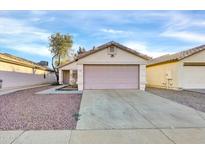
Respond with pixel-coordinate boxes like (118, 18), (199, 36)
(1, 128), (205, 144)
(35, 85), (82, 94)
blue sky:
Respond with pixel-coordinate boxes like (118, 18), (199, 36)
(1, 10), (205, 65)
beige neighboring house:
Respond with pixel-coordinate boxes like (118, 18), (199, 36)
(0, 53), (53, 74)
(0, 53), (55, 89)
(147, 45), (205, 90)
(59, 41), (151, 90)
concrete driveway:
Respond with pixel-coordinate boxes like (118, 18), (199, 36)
(73, 90), (205, 143)
(77, 90), (205, 130)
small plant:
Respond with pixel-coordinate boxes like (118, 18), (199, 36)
(70, 79), (78, 88)
(72, 112), (81, 121)
(51, 82), (61, 86)
(72, 83), (78, 88)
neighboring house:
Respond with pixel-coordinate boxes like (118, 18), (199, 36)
(147, 45), (205, 90)
(58, 41), (151, 90)
(0, 53), (55, 89)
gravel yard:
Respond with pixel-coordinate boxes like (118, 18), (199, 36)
(146, 87), (205, 113)
(0, 86), (82, 130)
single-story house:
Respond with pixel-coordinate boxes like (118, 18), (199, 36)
(146, 45), (205, 90)
(0, 53), (55, 89)
(59, 41), (151, 90)
(0, 53), (53, 74)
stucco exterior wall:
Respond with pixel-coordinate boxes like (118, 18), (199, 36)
(147, 50), (205, 90)
(77, 64), (83, 90)
(146, 62), (181, 89)
(59, 61), (78, 84)
(139, 65), (146, 90)
(78, 47), (147, 64)
(34, 69), (48, 75)
(60, 61), (77, 70)
(0, 61), (48, 75)
(59, 69), (63, 84)
(0, 70), (56, 89)
(59, 46), (148, 90)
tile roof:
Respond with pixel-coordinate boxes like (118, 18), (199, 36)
(147, 44), (205, 66)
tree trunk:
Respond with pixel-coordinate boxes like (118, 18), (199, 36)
(52, 53), (60, 84)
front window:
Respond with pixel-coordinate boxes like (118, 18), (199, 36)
(72, 70), (77, 79)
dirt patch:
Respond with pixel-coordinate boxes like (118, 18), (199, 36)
(146, 87), (205, 113)
(0, 86), (82, 130)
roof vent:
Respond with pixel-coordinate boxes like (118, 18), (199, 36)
(107, 46), (117, 57)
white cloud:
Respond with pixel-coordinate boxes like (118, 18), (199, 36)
(124, 41), (148, 52)
(12, 45), (50, 56)
(143, 11), (205, 30)
(100, 28), (126, 34)
(156, 11), (205, 43)
(29, 11), (47, 16)
(161, 31), (205, 43)
(163, 12), (191, 30)
(123, 41), (171, 58)
(169, 13), (205, 30)
(30, 17), (41, 22)
(0, 38), (50, 56)
(0, 17), (49, 41)
(0, 17), (51, 56)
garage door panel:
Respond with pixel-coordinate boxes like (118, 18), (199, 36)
(183, 66), (205, 89)
(84, 65), (139, 89)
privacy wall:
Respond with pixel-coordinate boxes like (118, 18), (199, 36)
(0, 71), (56, 89)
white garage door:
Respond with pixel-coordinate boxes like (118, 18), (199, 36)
(84, 65), (139, 89)
(183, 66), (205, 89)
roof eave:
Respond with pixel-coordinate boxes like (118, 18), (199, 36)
(0, 56), (49, 71)
(147, 59), (178, 67)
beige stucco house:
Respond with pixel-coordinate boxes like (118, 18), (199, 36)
(147, 45), (205, 90)
(59, 41), (151, 90)
(0, 53), (55, 89)
(0, 53), (52, 74)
